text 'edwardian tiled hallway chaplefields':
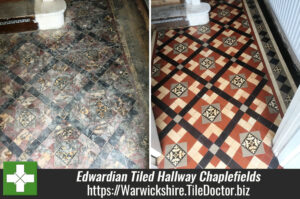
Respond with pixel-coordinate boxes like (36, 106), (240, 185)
(152, 0), (297, 169)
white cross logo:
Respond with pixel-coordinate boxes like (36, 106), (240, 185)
(6, 164), (35, 192)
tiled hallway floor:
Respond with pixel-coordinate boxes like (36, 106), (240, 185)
(0, 0), (148, 168)
(152, 0), (296, 169)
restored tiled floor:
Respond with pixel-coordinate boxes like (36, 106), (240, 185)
(0, 0), (148, 168)
(152, 0), (296, 169)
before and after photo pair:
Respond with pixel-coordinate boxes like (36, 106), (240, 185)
(1, 0), (300, 175)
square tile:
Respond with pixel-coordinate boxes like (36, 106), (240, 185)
(201, 103), (222, 124)
(240, 131), (265, 157)
(170, 82), (188, 98)
(230, 57), (237, 62)
(240, 104), (248, 112)
(198, 24), (211, 34)
(223, 36), (237, 47)
(202, 42), (209, 47)
(209, 144), (219, 155)
(55, 140), (80, 165)
(218, 9), (230, 17)
(199, 57), (215, 70)
(164, 143), (187, 168)
(205, 82), (213, 89)
(176, 64), (184, 70)
(229, 74), (248, 89)
(173, 115), (182, 123)
(173, 43), (188, 54)
(178, 30), (185, 34)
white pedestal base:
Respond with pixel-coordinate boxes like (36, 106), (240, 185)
(34, 0), (66, 30)
(186, 3), (211, 26)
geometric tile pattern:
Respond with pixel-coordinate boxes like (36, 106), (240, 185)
(201, 104), (222, 124)
(0, 0), (147, 168)
(246, 0), (296, 108)
(266, 96), (279, 113)
(223, 36), (237, 47)
(152, 0), (290, 169)
(198, 24), (211, 34)
(165, 143), (187, 168)
(230, 74), (248, 89)
(240, 131), (265, 157)
(170, 82), (188, 98)
(200, 57), (215, 70)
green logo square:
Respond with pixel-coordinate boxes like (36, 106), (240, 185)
(3, 161), (37, 196)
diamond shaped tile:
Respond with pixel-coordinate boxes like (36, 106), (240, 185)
(55, 141), (80, 165)
(223, 36), (237, 47)
(218, 9), (230, 17)
(173, 43), (188, 54)
(199, 57), (215, 70)
(18, 110), (36, 128)
(170, 82), (188, 98)
(230, 74), (248, 89)
(198, 24), (210, 34)
(165, 143), (187, 167)
(201, 104), (222, 124)
(240, 131), (265, 156)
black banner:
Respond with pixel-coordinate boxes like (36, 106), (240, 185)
(0, 169), (297, 198)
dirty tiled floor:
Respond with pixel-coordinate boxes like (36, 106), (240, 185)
(0, 0), (148, 168)
(152, 0), (296, 169)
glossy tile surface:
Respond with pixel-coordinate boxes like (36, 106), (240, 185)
(152, 0), (295, 169)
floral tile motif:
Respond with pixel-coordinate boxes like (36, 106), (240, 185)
(3, 42), (53, 82)
(229, 74), (248, 89)
(198, 24), (211, 34)
(32, 61), (89, 108)
(17, 110), (36, 128)
(55, 140), (80, 165)
(55, 126), (81, 141)
(1, 91), (52, 140)
(173, 43), (188, 54)
(64, 35), (115, 74)
(240, 131), (265, 157)
(218, 9), (230, 17)
(71, 83), (134, 142)
(165, 143), (187, 168)
(251, 51), (261, 62)
(170, 82), (188, 98)
(266, 96), (279, 113)
(199, 57), (215, 70)
(223, 36), (237, 47)
(201, 104), (222, 124)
